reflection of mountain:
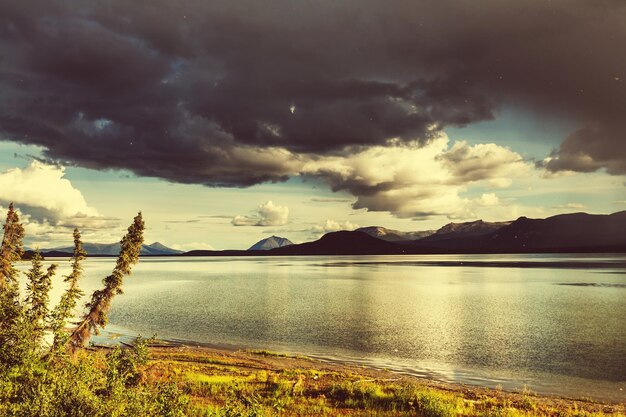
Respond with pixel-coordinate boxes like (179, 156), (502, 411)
(41, 242), (182, 256)
(268, 211), (626, 255)
(248, 236), (293, 251)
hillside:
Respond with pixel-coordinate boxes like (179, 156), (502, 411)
(409, 211), (626, 252)
(356, 226), (435, 242)
(269, 231), (408, 255)
(420, 220), (511, 243)
(479, 211), (626, 251)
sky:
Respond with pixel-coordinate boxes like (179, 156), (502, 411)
(0, 0), (624, 250)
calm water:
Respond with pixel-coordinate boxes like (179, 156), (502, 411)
(38, 254), (626, 402)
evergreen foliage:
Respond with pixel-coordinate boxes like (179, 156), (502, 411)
(0, 205), (186, 416)
(0, 203), (27, 368)
(50, 228), (86, 357)
(0, 203), (24, 292)
(70, 212), (145, 351)
(24, 250), (57, 344)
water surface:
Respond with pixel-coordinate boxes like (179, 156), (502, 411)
(39, 254), (626, 402)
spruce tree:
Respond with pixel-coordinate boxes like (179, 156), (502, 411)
(70, 212), (144, 351)
(24, 250), (57, 345)
(0, 203), (25, 366)
(0, 207), (187, 416)
(0, 203), (24, 292)
(49, 228), (86, 356)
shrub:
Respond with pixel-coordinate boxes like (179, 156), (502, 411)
(0, 204), (188, 416)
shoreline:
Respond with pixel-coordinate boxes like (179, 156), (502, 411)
(130, 341), (626, 415)
(97, 329), (626, 405)
(94, 333), (626, 410)
(166, 338), (625, 404)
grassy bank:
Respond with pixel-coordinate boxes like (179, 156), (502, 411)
(127, 344), (624, 417)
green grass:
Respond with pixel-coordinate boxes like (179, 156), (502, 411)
(143, 347), (626, 417)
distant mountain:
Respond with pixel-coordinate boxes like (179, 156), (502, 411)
(248, 236), (294, 251)
(410, 211), (626, 252)
(478, 211), (626, 251)
(356, 221), (509, 243)
(143, 242), (183, 255)
(269, 231), (407, 255)
(356, 226), (435, 242)
(177, 210), (626, 257)
(419, 220), (511, 243)
(41, 241), (183, 256)
(267, 211), (626, 255)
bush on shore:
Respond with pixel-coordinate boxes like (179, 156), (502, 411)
(0, 203), (187, 417)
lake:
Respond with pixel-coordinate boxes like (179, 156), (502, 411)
(36, 254), (626, 402)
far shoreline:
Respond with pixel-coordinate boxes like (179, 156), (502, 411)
(38, 248), (626, 257)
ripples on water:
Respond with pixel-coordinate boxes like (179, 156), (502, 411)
(30, 254), (626, 402)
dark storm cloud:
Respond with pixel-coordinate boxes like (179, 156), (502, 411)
(543, 126), (626, 175)
(0, 0), (625, 186)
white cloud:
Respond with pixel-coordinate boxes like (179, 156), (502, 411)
(0, 205), (122, 249)
(478, 193), (500, 207)
(232, 201), (289, 226)
(441, 140), (529, 184)
(551, 203), (585, 210)
(0, 162), (121, 247)
(488, 178), (513, 188)
(300, 134), (532, 220)
(231, 216), (257, 226)
(308, 219), (359, 238)
(318, 219), (359, 233)
(0, 161), (97, 220)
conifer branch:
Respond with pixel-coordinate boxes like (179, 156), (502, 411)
(69, 213), (144, 352)
(49, 228), (86, 355)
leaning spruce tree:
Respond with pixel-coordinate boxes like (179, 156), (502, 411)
(70, 212), (144, 351)
(49, 228), (86, 356)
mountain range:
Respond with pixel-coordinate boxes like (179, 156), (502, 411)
(355, 220), (511, 243)
(266, 211), (626, 255)
(355, 226), (435, 241)
(37, 210), (626, 257)
(39, 242), (183, 256)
